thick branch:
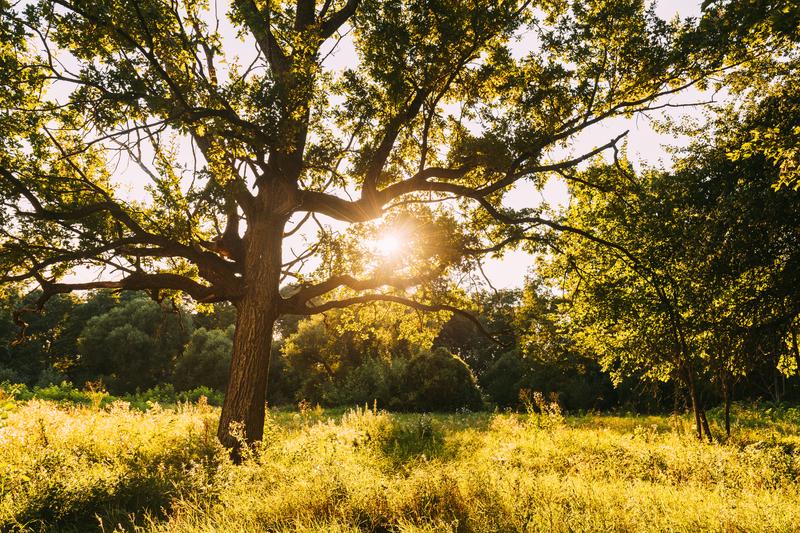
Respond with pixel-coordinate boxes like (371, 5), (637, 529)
(295, 0), (316, 30)
(233, 0), (289, 73)
(282, 272), (427, 311)
(319, 0), (360, 39)
(297, 166), (471, 222)
(290, 293), (504, 345)
(12, 271), (226, 340)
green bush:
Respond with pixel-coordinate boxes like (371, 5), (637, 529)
(75, 295), (191, 394)
(295, 349), (484, 412)
(177, 386), (224, 406)
(400, 348), (484, 411)
(172, 326), (233, 392)
(482, 349), (615, 411)
(321, 358), (406, 409)
(0, 381), (225, 411)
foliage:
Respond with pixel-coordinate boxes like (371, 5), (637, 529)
(0, 381), (225, 411)
(0, 289), (236, 398)
(0, 292), (83, 385)
(281, 302), (448, 405)
(398, 348), (483, 412)
(76, 294), (193, 394)
(542, 108), (800, 437)
(172, 326), (234, 392)
(702, 0), (800, 189)
(433, 289), (519, 379)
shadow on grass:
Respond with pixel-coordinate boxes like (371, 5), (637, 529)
(6, 439), (224, 533)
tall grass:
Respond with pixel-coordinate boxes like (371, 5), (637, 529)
(0, 395), (798, 532)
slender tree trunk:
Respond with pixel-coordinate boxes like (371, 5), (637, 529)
(218, 216), (284, 456)
(673, 381), (682, 418)
(723, 376), (732, 439)
(700, 407), (712, 442)
(685, 368), (703, 440)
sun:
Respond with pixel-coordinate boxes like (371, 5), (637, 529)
(374, 232), (403, 256)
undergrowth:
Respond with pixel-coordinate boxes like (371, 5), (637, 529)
(0, 394), (798, 532)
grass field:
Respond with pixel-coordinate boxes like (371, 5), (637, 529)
(1, 395), (799, 532)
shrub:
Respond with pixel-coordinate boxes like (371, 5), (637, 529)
(172, 326), (233, 391)
(322, 358), (406, 409)
(177, 386), (224, 406)
(400, 348), (484, 411)
(76, 296), (191, 394)
(0, 381), (225, 411)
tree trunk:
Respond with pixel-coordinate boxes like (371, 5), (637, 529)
(723, 376), (732, 439)
(685, 368), (703, 440)
(217, 216), (284, 457)
(700, 407), (712, 442)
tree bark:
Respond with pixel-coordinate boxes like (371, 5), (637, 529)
(217, 215), (284, 457)
(685, 367), (703, 440)
(723, 376), (732, 438)
(700, 407), (712, 442)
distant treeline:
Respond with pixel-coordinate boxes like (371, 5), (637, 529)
(1, 282), (798, 414)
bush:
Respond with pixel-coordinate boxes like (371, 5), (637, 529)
(76, 295), (192, 394)
(482, 349), (615, 411)
(173, 326), (233, 391)
(178, 386), (224, 406)
(0, 381), (225, 411)
(321, 358), (406, 409)
(399, 348), (484, 411)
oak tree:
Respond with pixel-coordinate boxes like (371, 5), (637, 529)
(0, 0), (723, 451)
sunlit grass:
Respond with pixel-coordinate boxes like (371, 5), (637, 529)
(0, 397), (798, 532)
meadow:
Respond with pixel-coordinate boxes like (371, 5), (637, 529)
(0, 390), (798, 533)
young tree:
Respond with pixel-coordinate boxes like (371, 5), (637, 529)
(0, 0), (725, 450)
(545, 123), (800, 439)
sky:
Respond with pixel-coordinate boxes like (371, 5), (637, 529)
(58, 0), (711, 292)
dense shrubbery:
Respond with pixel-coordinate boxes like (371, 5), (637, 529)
(0, 292), (234, 396)
(400, 348), (483, 411)
(75, 295), (192, 394)
(311, 349), (483, 411)
(172, 326), (234, 392)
